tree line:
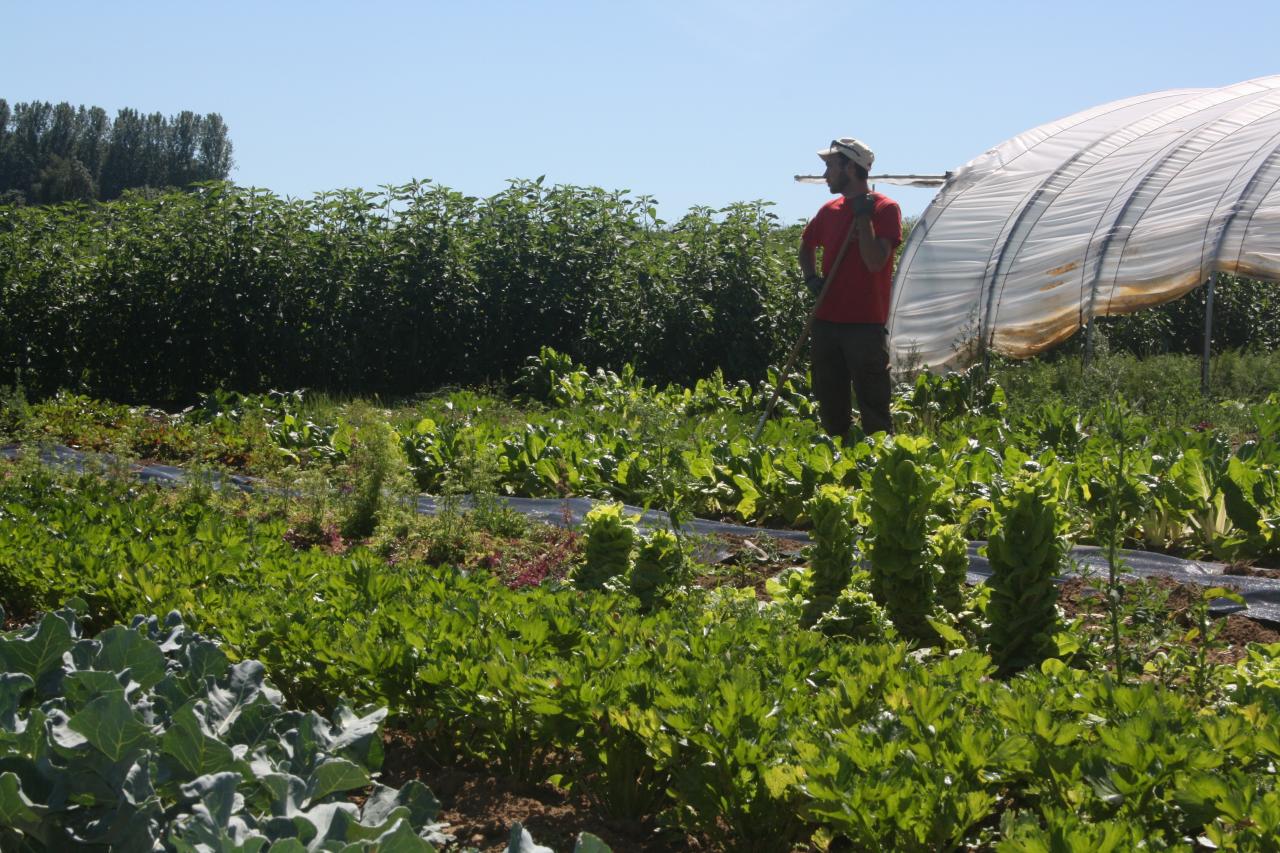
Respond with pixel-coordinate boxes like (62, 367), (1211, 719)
(0, 99), (233, 205)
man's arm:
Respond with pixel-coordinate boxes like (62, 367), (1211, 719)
(855, 215), (892, 272)
(799, 242), (818, 279)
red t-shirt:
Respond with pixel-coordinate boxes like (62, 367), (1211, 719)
(801, 193), (902, 324)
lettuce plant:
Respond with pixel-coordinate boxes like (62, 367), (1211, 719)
(865, 436), (945, 642)
(983, 469), (1066, 675)
(813, 582), (893, 641)
(801, 485), (858, 629)
(574, 502), (636, 590)
(933, 523), (969, 616)
(628, 527), (685, 610)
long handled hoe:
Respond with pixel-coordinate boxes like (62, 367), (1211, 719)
(751, 217), (860, 442)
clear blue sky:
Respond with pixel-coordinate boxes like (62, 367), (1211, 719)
(4, 1), (1278, 223)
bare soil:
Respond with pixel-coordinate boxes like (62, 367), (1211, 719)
(1056, 575), (1279, 665)
(1224, 563), (1280, 580)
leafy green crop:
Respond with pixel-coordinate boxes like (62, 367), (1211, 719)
(574, 503), (635, 590)
(800, 485), (859, 630)
(6, 423), (1280, 848)
(984, 468), (1067, 675)
(813, 584), (893, 641)
(0, 607), (448, 851)
(628, 527), (685, 611)
(865, 436), (947, 642)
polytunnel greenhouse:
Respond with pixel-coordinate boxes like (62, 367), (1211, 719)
(887, 74), (1280, 370)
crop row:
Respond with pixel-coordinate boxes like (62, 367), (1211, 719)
(2, 463), (1279, 849)
(11, 348), (1280, 562)
(162, 350), (1280, 565)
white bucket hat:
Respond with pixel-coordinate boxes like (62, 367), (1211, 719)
(817, 138), (875, 170)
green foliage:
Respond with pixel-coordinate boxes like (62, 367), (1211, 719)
(629, 527), (685, 610)
(800, 485), (858, 629)
(0, 182), (800, 402)
(897, 364), (1006, 433)
(335, 406), (414, 540)
(574, 503), (636, 590)
(1097, 272), (1280, 356)
(984, 469), (1067, 675)
(813, 582), (893, 641)
(0, 99), (233, 205)
(0, 608), (446, 851)
(865, 435), (947, 642)
(2, 467), (1279, 849)
(933, 523), (969, 617)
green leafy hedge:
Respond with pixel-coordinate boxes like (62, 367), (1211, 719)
(0, 181), (803, 402)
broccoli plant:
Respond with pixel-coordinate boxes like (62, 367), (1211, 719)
(983, 468), (1067, 675)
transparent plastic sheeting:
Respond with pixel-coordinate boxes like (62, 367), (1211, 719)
(890, 75), (1280, 371)
(6, 444), (1279, 623)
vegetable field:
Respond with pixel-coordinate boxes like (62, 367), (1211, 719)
(4, 349), (1280, 850)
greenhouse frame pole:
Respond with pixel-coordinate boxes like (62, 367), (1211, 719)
(1201, 273), (1216, 396)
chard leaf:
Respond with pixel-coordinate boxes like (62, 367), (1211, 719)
(68, 692), (156, 762)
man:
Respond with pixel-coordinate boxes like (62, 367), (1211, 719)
(799, 137), (902, 438)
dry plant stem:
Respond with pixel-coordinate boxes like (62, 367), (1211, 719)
(752, 218), (861, 442)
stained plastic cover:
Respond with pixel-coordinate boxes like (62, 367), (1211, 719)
(889, 75), (1280, 370)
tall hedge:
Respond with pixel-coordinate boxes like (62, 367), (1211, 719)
(0, 180), (807, 402)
